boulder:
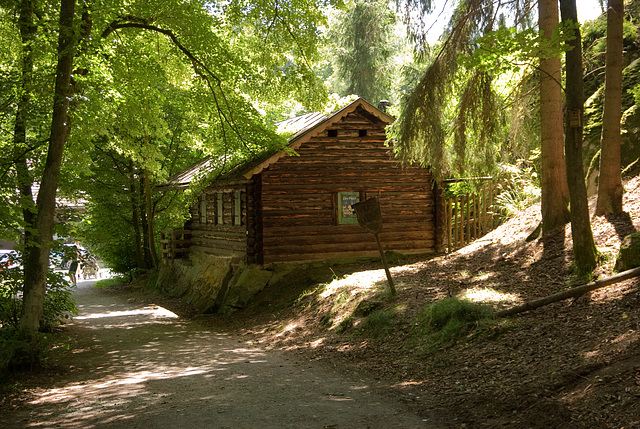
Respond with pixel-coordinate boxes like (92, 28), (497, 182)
(157, 254), (233, 312)
(615, 231), (640, 271)
(221, 266), (274, 309)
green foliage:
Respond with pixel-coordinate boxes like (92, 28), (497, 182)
(327, 0), (397, 102)
(494, 159), (541, 218)
(359, 308), (397, 338)
(335, 316), (353, 334)
(0, 262), (77, 332)
(94, 276), (128, 290)
(412, 296), (494, 353)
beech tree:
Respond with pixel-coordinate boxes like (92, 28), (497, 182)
(1, 0), (338, 351)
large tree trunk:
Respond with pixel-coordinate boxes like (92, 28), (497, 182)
(539, 0), (571, 233)
(560, 0), (598, 273)
(20, 0), (77, 340)
(596, 0), (624, 215)
(13, 0), (37, 249)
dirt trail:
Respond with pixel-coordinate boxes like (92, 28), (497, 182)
(3, 278), (432, 429)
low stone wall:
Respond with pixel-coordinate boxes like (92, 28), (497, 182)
(156, 254), (279, 313)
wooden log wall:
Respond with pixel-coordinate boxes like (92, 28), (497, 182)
(258, 108), (436, 264)
(187, 183), (248, 260)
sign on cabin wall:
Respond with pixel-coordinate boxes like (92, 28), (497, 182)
(338, 192), (360, 224)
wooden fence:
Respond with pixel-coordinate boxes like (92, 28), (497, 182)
(160, 229), (191, 260)
(443, 178), (500, 253)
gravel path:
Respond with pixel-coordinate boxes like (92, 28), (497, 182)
(3, 277), (431, 428)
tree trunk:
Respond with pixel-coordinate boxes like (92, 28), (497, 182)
(539, 0), (571, 233)
(143, 136), (158, 268)
(20, 0), (77, 340)
(560, 0), (598, 273)
(13, 0), (37, 250)
(129, 162), (144, 268)
(596, 0), (624, 215)
(140, 176), (153, 269)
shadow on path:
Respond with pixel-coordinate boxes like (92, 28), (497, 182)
(4, 279), (431, 429)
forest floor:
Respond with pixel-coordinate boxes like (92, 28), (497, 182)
(2, 177), (640, 428)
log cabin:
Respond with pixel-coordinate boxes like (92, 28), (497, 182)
(163, 98), (443, 266)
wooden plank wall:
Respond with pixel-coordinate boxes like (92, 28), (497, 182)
(258, 109), (435, 264)
(188, 184), (248, 260)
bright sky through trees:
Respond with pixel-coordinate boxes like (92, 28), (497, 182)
(419, 1), (605, 44)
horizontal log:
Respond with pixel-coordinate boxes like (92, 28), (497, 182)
(262, 248), (434, 265)
(261, 213), (434, 228)
(191, 222), (247, 232)
(496, 266), (640, 317)
(262, 223), (434, 236)
(263, 240), (435, 259)
(190, 245), (246, 258)
(191, 237), (246, 252)
(261, 167), (429, 178)
(262, 232), (434, 247)
(261, 184), (430, 194)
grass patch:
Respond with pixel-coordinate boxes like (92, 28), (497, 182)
(94, 276), (128, 289)
(359, 308), (397, 338)
(412, 296), (495, 353)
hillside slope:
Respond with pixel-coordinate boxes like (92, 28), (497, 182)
(224, 176), (640, 428)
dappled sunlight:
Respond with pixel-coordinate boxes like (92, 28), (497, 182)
(388, 263), (423, 275)
(460, 287), (521, 304)
(320, 269), (386, 298)
(30, 367), (211, 405)
(582, 329), (639, 361)
(76, 305), (179, 320)
(308, 338), (326, 348)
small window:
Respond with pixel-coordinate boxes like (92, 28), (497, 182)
(359, 129), (367, 137)
(338, 192), (360, 225)
(233, 191), (242, 226)
(216, 193), (223, 225)
(199, 196), (207, 224)
(328, 129), (338, 137)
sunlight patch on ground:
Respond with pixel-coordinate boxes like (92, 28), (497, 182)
(460, 287), (520, 304)
(29, 367), (209, 405)
(388, 263), (422, 274)
(75, 305), (178, 320)
(307, 338), (325, 348)
(320, 269), (386, 298)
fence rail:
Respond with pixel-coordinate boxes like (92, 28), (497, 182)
(160, 229), (191, 260)
(443, 179), (500, 253)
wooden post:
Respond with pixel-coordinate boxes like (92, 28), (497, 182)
(465, 194), (470, 246)
(352, 198), (396, 295)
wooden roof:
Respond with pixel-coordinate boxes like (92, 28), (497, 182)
(161, 98), (394, 189)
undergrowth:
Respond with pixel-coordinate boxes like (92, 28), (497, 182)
(94, 276), (128, 289)
(358, 308), (397, 338)
(412, 297), (496, 354)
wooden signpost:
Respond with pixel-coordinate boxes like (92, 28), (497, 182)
(352, 197), (396, 295)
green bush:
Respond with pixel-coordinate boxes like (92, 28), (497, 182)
(0, 260), (77, 332)
(413, 297), (494, 352)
